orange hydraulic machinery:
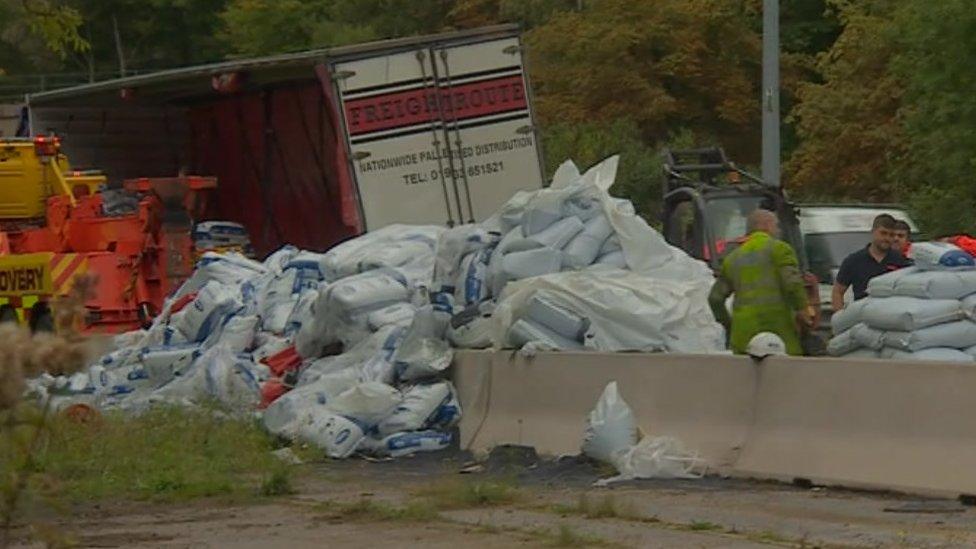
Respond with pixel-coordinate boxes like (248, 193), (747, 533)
(0, 136), (215, 333)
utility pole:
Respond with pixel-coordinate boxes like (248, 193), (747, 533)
(761, 0), (780, 187)
(112, 15), (127, 77)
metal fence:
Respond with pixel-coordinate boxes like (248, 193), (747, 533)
(0, 70), (153, 102)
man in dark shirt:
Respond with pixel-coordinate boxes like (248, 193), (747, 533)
(832, 214), (912, 311)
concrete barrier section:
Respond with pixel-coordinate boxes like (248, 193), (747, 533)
(453, 350), (976, 497)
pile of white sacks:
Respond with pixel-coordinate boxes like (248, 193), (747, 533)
(828, 242), (976, 362)
(30, 156), (725, 459)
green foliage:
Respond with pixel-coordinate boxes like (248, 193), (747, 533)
(0, 0), (88, 75)
(889, 0), (976, 236)
(526, 0), (763, 163)
(17, 406), (285, 502)
(541, 119), (693, 221)
(414, 478), (519, 509)
(785, 0), (904, 201)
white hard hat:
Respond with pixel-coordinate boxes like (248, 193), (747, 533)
(746, 332), (787, 359)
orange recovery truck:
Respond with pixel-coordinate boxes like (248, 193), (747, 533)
(0, 135), (211, 333)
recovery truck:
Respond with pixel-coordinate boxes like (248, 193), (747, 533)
(0, 135), (213, 333)
(660, 147), (824, 352)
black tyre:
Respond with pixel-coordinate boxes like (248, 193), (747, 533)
(30, 303), (55, 333)
(0, 305), (18, 324)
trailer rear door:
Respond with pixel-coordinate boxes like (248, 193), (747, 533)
(332, 32), (544, 230)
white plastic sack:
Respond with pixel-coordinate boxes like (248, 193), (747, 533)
(176, 252), (266, 298)
(886, 347), (975, 363)
(827, 328), (860, 357)
(294, 410), (365, 458)
(526, 216), (584, 250)
(850, 323), (885, 350)
(359, 325), (408, 385)
(330, 270), (409, 312)
(376, 381), (454, 436)
(866, 267), (918, 298)
(525, 293), (589, 342)
(456, 248), (493, 306)
(203, 344), (263, 410)
(595, 250), (628, 269)
(507, 318), (583, 350)
(831, 298), (868, 334)
(367, 303), (417, 331)
(262, 368), (362, 436)
(600, 436), (704, 484)
(910, 242), (976, 271)
(326, 381), (402, 428)
(432, 225), (494, 291)
(140, 344), (200, 387)
(582, 381), (637, 464)
(838, 348), (880, 359)
(259, 269), (301, 334)
(894, 270), (976, 300)
(563, 214), (614, 269)
(501, 248), (563, 281)
(493, 269), (725, 353)
(169, 280), (243, 342)
(321, 224), (442, 282)
(883, 320), (976, 352)
(361, 430), (452, 458)
(207, 314), (258, 353)
(861, 296), (963, 331)
(284, 289), (317, 336)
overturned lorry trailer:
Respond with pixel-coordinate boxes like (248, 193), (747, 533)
(25, 25), (545, 256)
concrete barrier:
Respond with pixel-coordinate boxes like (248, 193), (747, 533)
(453, 350), (976, 497)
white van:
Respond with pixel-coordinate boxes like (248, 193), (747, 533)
(799, 204), (919, 322)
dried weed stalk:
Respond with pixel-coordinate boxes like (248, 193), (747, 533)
(1, 275), (93, 547)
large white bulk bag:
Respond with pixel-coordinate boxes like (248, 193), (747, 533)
(861, 296), (963, 331)
(525, 293), (589, 342)
(893, 270), (976, 300)
(831, 298), (868, 334)
(882, 320), (976, 352)
(563, 214), (614, 269)
(527, 216), (584, 250)
(207, 314), (258, 353)
(886, 347), (975, 363)
(866, 267), (918, 297)
(501, 248), (563, 283)
(507, 318), (584, 350)
(910, 241), (976, 271)
(262, 368), (362, 436)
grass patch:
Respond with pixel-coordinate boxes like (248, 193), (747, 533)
(544, 524), (614, 547)
(415, 479), (519, 509)
(687, 520), (722, 531)
(8, 405), (290, 503)
(550, 493), (653, 523)
(322, 498), (438, 522)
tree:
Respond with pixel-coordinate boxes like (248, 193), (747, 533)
(784, 0), (904, 201)
(526, 0), (764, 164)
(0, 0), (88, 75)
(542, 119), (692, 221)
(887, 0), (976, 235)
(220, 0), (455, 56)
